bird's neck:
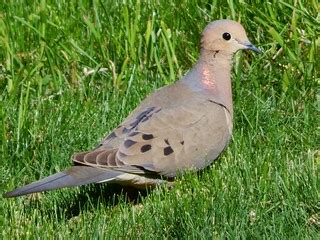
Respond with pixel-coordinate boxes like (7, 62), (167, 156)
(182, 50), (234, 117)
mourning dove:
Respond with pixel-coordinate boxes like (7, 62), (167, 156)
(4, 19), (260, 198)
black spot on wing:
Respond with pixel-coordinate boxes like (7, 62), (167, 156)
(124, 139), (136, 148)
(164, 139), (170, 145)
(141, 144), (152, 153)
(105, 131), (117, 140)
(142, 134), (154, 140)
(129, 119), (140, 128)
(180, 140), (184, 145)
(129, 107), (159, 129)
(164, 146), (174, 156)
(122, 127), (130, 134)
(122, 107), (161, 137)
(136, 107), (155, 120)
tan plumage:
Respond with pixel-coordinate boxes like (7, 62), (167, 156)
(4, 19), (260, 197)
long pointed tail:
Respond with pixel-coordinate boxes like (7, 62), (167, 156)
(4, 166), (121, 198)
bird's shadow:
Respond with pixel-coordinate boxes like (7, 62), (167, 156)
(67, 184), (151, 219)
(23, 183), (151, 221)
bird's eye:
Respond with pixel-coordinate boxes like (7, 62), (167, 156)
(222, 32), (231, 41)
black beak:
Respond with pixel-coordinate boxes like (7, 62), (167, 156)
(244, 42), (261, 53)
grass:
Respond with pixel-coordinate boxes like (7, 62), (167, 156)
(0, 0), (319, 239)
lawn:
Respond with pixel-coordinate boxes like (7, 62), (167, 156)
(0, 0), (319, 239)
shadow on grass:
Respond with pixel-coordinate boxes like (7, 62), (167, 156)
(62, 183), (150, 220)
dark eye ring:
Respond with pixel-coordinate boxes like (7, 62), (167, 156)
(222, 32), (231, 41)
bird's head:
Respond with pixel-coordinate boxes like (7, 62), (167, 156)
(201, 19), (261, 55)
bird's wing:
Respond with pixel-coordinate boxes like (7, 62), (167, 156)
(73, 98), (231, 177)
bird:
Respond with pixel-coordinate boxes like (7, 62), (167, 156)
(4, 19), (260, 198)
